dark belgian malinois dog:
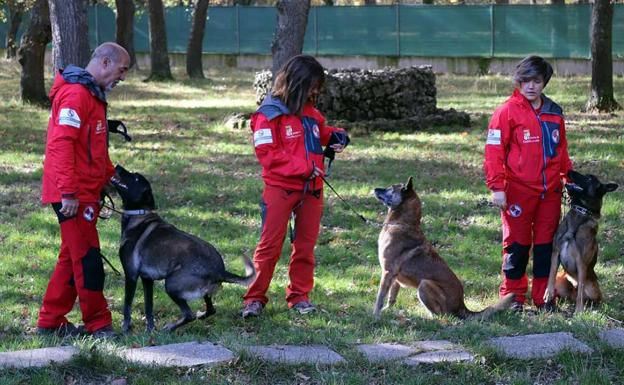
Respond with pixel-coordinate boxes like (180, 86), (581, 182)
(544, 170), (618, 312)
(373, 177), (514, 320)
(111, 165), (256, 332)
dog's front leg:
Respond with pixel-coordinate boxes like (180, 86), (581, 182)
(544, 247), (561, 306)
(575, 259), (587, 313)
(123, 275), (138, 333)
(374, 271), (396, 319)
(142, 277), (155, 332)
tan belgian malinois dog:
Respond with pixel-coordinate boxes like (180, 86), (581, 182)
(373, 177), (514, 320)
(544, 170), (618, 313)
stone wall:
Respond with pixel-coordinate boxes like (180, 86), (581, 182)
(254, 66), (469, 132)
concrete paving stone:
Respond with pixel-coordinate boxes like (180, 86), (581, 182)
(356, 343), (416, 362)
(404, 350), (475, 365)
(599, 328), (624, 349)
(0, 346), (78, 368)
(243, 345), (346, 365)
(487, 332), (593, 359)
(119, 341), (234, 367)
(412, 340), (457, 351)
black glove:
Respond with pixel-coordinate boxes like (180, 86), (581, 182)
(108, 120), (132, 142)
(323, 131), (350, 161)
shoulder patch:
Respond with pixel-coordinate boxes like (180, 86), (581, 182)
(486, 129), (501, 145)
(58, 108), (81, 128)
(254, 128), (273, 147)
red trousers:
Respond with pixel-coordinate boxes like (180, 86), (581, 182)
(243, 184), (323, 307)
(37, 203), (111, 333)
(499, 182), (561, 307)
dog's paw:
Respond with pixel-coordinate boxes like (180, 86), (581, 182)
(197, 309), (215, 320)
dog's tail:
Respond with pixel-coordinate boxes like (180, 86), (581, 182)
(220, 254), (257, 287)
(461, 293), (515, 321)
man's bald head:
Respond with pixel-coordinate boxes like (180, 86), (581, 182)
(86, 42), (130, 91)
(90, 42), (129, 65)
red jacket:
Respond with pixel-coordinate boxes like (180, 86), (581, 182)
(42, 67), (115, 204)
(484, 89), (572, 195)
(251, 95), (343, 191)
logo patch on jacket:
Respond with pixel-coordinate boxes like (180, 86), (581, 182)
(551, 129), (560, 144)
(254, 128), (273, 147)
(486, 129), (501, 145)
(312, 124), (320, 138)
(83, 206), (95, 222)
(95, 120), (105, 134)
(58, 108), (81, 128)
(508, 204), (522, 218)
(523, 129), (540, 143)
(285, 125), (301, 139)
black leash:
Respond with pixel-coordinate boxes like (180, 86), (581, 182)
(319, 175), (380, 227)
(97, 192), (123, 276)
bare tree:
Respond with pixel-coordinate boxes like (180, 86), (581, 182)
(364, 0), (376, 4)
(271, 0), (311, 76)
(186, 0), (209, 78)
(18, 0), (51, 106)
(585, 0), (620, 112)
(146, 0), (174, 80)
(116, 0), (137, 69)
(5, 0), (25, 59)
(48, 0), (90, 72)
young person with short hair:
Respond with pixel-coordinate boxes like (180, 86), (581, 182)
(484, 55), (573, 311)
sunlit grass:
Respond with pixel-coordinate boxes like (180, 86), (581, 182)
(0, 62), (622, 384)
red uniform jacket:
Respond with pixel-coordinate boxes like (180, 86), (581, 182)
(484, 89), (573, 195)
(251, 95), (343, 191)
(42, 66), (115, 204)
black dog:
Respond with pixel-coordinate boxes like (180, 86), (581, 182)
(111, 165), (256, 332)
(544, 170), (618, 312)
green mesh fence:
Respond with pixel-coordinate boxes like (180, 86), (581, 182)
(1, 4), (623, 59)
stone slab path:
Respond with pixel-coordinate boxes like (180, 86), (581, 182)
(119, 341), (234, 367)
(486, 332), (593, 359)
(356, 340), (474, 364)
(242, 345), (346, 365)
(599, 328), (624, 349)
(3, 329), (622, 369)
(0, 346), (78, 368)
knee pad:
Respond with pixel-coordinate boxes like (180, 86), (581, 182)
(82, 247), (105, 291)
(533, 243), (553, 278)
(502, 243), (530, 279)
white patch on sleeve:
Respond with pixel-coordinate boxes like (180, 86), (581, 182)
(254, 128), (273, 147)
(58, 108), (81, 128)
(486, 129), (501, 145)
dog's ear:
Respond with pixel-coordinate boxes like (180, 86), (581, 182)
(404, 176), (413, 192)
(604, 183), (619, 193)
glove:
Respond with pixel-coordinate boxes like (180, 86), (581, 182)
(107, 120), (132, 142)
(323, 131), (350, 161)
(491, 191), (507, 210)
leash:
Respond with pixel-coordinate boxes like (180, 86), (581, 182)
(95, 192), (124, 276)
(319, 175), (381, 227)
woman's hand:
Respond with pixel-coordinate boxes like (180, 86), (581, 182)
(491, 191), (507, 210)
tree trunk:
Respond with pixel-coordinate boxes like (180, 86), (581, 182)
(5, 2), (24, 59)
(48, 0), (91, 72)
(548, 0), (564, 4)
(364, 0), (376, 5)
(115, 0), (137, 69)
(323, 0), (334, 5)
(146, 0), (174, 80)
(586, 0), (620, 112)
(271, 0), (311, 76)
(18, 0), (52, 107)
(186, 0), (209, 79)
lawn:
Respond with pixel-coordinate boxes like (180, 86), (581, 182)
(0, 59), (623, 384)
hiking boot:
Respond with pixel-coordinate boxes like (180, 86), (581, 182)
(510, 301), (524, 313)
(242, 301), (264, 318)
(292, 301), (316, 315)
(90, 325), (116, 339)
(37, 322), (80, 337)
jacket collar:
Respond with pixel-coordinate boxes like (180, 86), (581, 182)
(510, 89), (562, 116)
(60, 65), (107, 104)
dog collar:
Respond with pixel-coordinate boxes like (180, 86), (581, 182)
(571, 204), (598, 219)
(123, 209), (153, 216)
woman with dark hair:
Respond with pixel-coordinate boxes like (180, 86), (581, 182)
(242, 55), (349, 317)
(483, 55), (573, 312)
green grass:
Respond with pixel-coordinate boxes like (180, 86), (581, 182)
(0, 59), (623, 384)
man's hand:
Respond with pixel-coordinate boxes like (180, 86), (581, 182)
(60, 198), (79, 217)
(491, 191), (507, 210)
